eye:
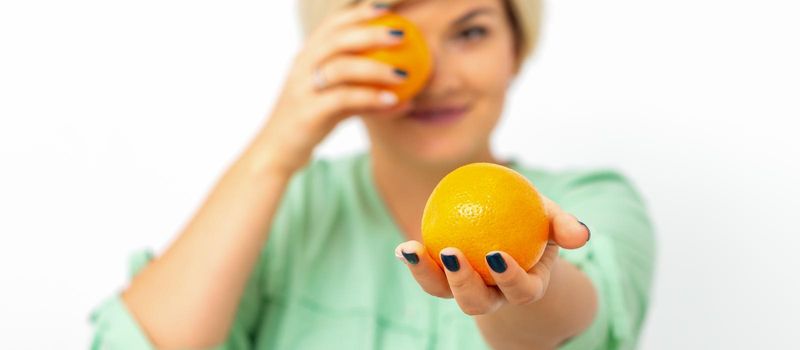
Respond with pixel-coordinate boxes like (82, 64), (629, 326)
(457, 26), (489, 42)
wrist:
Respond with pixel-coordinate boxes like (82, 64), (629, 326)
(236, 137), (299, 182)
(244, 123), (313, 175)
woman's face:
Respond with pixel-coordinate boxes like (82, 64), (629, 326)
(361, 0), (518, 166)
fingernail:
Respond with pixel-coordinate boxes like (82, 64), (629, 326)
(578, 220), (591, 241)
(401, 251), (419, 265)
(373, 3), (391, 10)
(393, 68), (408, 78)
(486, 252), (507, 273)
(441, 254), (460, 272)
(379, 91), (398, 105)
(389, 29), (405, 38)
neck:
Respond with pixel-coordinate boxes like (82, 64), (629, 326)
(369, 145), (501, 241)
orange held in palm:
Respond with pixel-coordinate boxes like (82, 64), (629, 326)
(421, 163), (550, 285)
(361, 14), (432, 101)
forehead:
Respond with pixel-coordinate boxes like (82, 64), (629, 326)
(392, 0), (506, 27)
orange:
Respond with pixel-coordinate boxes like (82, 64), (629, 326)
(361, 14), (432, 101)
(421, 163), (550, 285)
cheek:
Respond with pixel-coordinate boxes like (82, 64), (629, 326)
(460, 54), (514, 121)
(473, 65), (512, 98)
(457, 43), (516, 101)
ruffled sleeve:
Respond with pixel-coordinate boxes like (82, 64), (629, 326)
(90, 251), (156, 350)
(551, 169), (657, 350)
(90, 248), (263, 349)
(88, 160), (326, 350)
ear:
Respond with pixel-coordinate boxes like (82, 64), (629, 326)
(512, 60), (522, 76)
(507, 56), (523, 88)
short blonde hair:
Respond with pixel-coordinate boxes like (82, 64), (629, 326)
(296, 0), (542, 66)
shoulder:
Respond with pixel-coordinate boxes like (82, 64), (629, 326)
(275, 152), (371, 237)
(260, 153), (369, 293)
(513, 162), (655, 251)
(513, 162), (647, 206)
(290, 152), (365, 187)
(282, 152), (366, 203)
(513, 164), (656, 349)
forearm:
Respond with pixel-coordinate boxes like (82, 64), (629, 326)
(475, 257), (598, 350)
(122, 133), (292, 349)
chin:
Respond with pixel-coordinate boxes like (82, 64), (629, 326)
(364, 106), (498, 169)
(399, 136), (485, 169)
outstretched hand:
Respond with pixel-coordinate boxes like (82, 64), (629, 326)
(394, 195), (591, 315)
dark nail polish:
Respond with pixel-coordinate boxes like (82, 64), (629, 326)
(578, 220), (591, 241)
(401, 251), (419, 265)
(393, 68), (408, 78)
(373, 3), (391, 10)
(441, 254), (460, 272)
(486, 252), (507, 273)
(389, 29), (405, 38)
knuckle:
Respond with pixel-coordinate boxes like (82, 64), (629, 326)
(331, 88), (377, 112)
(317, 91), (345, 115)
(493, 273), (520, 289)
(459, 300), (490, 316)
(342, 89), (369, 107)
(336, 58), (360, 78)
(448, 276), (471, 290)
(346, 27), (383, 48)
(319, 91), (339, 109)
(319, 8), (349, 29)
(509, 293), (538, 306)
(351, 27), (371, 44)
(332, 58), (368, 82)
(421, 284), (452, 299)
(333, 5), (365, 26)
(369, 26), (387, 41)
(316, 13), (336, 29)
(461, 307), (482, 316)
(328, 33), (349, 53)
(321, 64), (339, 85)
(354, 5), (375, 21)
(296, 109), (322, 130)
(349, 58), (372, 73)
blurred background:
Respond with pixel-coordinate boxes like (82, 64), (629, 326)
(1, 0), (798, 348)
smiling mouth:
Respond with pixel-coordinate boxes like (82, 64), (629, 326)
(406, 106), (469, 124)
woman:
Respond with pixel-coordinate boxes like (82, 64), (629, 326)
(91, 0), (656, 349)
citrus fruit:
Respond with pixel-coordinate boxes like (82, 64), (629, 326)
(361, 14), (432, 101)
(421, 163), (550, 285)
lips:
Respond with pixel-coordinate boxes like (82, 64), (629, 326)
(407, 106), (468, 124)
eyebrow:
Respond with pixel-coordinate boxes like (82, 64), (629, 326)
(453, 7), (497, 26)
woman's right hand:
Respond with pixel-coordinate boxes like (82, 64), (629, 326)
(255, 2), (411, 176)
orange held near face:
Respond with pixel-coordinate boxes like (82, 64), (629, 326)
(421, 163), (550, 285)
(361, 14), (433, 101)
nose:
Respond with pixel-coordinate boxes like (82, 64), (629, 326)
(415, 44), (460, 101)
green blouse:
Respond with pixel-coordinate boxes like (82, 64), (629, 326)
(91, 152), (656, 349)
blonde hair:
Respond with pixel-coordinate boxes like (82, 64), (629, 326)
(296, 0), (542, 66)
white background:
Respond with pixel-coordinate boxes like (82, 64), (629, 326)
(1, 0), (799, 348)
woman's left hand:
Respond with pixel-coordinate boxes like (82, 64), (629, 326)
(394, 195), (591, 316)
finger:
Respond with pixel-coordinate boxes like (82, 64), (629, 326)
(532, 241), (561, 275)
(317, 86), (399, 119)
(309, 25), (405, 67)
(485, 251), (545, 305)
(439, 248), (503, 315)
(309, 1), (391, 44)
(380, 100), (413, 115)
(318, 56), (408, 89)
(395, 241), (452, 298)
(358, 100), (414, 122)
(541, 196), (590, 249)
